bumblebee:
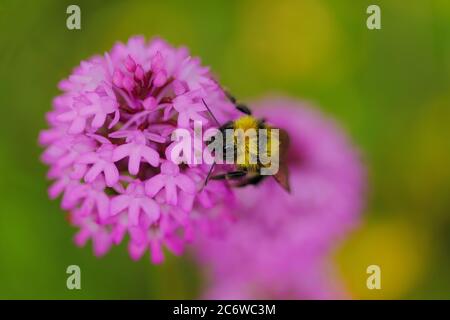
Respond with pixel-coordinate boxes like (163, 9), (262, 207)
(203, 93), (290, 192)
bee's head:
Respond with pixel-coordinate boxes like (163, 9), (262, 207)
(233, 115), (260, 131)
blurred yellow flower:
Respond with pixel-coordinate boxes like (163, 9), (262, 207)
(402, 96), (450, 217)
(335, 217), (431, 299)
(235, 0), (341, 81)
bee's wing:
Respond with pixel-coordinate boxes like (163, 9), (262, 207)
(273, 129), (291, 192)
(278, 128), (290, 158)
(273, 163), (290, 193)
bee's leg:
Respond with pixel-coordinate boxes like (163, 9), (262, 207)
(210, 170), (247, 181)
(236, 174), (267, 187)
(224, 91), (237, 104)
(219, 121), (234, 131)
(201, 162), (217, 190)
(258, 118), (267, 126)
(201, 98), (220, 126)
(224, 90), (252, 115)
(235, 104), (252, 115)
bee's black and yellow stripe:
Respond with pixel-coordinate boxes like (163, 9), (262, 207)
(221, 115), (279, 173)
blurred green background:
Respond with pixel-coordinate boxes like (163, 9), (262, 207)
(0, 0), (449, 299)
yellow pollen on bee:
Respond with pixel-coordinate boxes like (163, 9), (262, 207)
(231, 116), (276, 171)
(233, 115), (259, 131)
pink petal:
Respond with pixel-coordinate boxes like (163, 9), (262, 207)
(150, 240), (164, 264)
(129, 201), (141, 226)
(178, 192), (195, 212)
(123, 76), (134, 92)
(61, 189), (77, 210)
(153, 70), (167, 87)
(113, 70), (124, 87)
(103, 163), (119, 186)
(48, 179), (66, 199)
(165, 179), (178, 205)
(95, 193), (110, 221)
(151, 51), (164, 71)
(68, 117), (86, 134)
(79, 105), (96, 117)
(140, 198), (160, 223)
(129, 227), (146, 244)
(189, 111), (208, 124)
(145, 174), (165, 197)
(198, 190), (214, 208)
(176, 174), (196, 194)
(128, 241), (146, 261)
(57, 152), (76, 168)
(84, 162), (103, 183)
(172, 79), (186, 95)
(77, 152), (98, 164)
(112, 224), (126, 245)
(177, 113), (190, 128)
(108, 110), (120, 129)
(56, 110), (76, 122)
(92, 112), (106, 128)
(110, 195), (130, 215)
(93, 232), (111, 257)
(38, 128), (60, 145)
(80, 197), (95, 216)
(74, 229), (90, 247)
(141, 146), (160, 167)
(71, 164), (87, 179)
(192, 101), (207, 112)
(135, 65), (145, 81)
(163, 105), (173, 120)
(145, 132), (165, 143)
(165, 236), (184, 256)
(170, 206), (189, 224)
(143, 96), (156, 110)
(125, 55), (136, 72)
(112, 143), (132, 162)
(128, 147), (141, 175)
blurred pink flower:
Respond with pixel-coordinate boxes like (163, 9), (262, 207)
(194, 97), (366, 299)
(39, 36), (237, 263)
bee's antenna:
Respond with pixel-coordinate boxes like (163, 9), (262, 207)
(201, 162), (216, 191)
(202, 99), (221, 127)
(224, 90), (237, 104)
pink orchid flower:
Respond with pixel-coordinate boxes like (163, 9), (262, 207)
(110, 181), (160, 226)
(110, 130), (161, 175)
(145, 160), (196, 205)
